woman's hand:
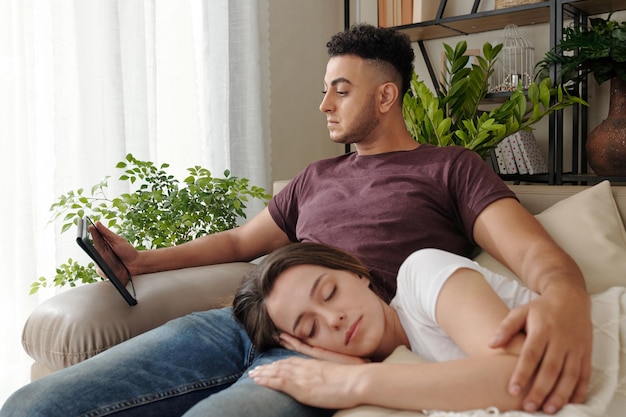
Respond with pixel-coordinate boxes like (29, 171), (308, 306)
(278, 333), (368, 364)
(249, 357), (366, 409)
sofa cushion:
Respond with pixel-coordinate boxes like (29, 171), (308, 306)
(475, 180), (626, 294)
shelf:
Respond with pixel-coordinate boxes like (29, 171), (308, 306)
(481, 92), (519, 105)
(389, 0), (624, 43)
(559, 173), (626, 185)
(563, 0), (626, 16)
(499, 173), (552, 184)
(394, 24), (461, 41)
(444, 6), (550, 35)
(395, 2), (551, 42)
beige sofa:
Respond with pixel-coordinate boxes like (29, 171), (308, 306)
(23, 181), (626, 387)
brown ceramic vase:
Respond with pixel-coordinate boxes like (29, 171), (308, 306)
(586, 77), (626, 176)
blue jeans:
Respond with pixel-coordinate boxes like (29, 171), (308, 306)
(0, 308), (335, 417)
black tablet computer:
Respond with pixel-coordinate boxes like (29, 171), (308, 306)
(76, 217), (138, 306)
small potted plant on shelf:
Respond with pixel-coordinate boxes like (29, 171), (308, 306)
(30, 154), (271, 293)
(536, 13), (626, 176)
(403, 40), (585, 160)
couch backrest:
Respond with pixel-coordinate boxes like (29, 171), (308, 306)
(273, 180), (290, 196)
(510, 184), (626, 226)
(274, 180), (626, 226)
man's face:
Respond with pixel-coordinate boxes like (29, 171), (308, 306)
(320, 55), (380, 145)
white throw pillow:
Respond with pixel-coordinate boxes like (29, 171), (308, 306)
(474, 180), (626, 294)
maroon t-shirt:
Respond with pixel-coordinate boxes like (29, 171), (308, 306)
(268, 144), (515, 302)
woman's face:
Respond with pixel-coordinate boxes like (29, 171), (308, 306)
(265, 264), (387, 357)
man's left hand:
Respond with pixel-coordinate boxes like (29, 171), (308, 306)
(490, 284), (592, 414)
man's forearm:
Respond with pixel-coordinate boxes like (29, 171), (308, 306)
(134, 229), (244, 275)
(519, 241), (587, 295)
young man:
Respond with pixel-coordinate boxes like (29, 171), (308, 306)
(1, 24), (591, 417)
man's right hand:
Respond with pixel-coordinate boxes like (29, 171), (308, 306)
(93, 221), (141, 276)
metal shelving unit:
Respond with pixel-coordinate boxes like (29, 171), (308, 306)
(345, 0), (626, 184)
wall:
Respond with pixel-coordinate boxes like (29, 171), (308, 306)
(268, 0), (345, 183)
(268, 0), (626, 181)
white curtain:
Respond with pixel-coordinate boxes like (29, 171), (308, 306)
(0, 0), (270, 403)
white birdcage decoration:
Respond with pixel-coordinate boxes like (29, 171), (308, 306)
(489, 24), (535, 93)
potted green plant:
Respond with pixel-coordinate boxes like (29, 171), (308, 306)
(30, 154), (271, 293)
(403, 40), (585, 160)
(536, 14), (626, 175)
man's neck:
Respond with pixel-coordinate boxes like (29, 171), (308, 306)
(354, 134), (420, 155)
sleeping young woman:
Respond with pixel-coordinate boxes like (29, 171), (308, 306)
(232, 242), (540, 413)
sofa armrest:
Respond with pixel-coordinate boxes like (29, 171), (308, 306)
(23, 262), (256, 372)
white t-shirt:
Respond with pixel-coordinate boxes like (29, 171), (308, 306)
(389, 249), (537, 362)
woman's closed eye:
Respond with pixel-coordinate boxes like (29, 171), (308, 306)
(324, 285), (336, 301)
(308, 320), (317, 339)
(307, 285), (337, 339)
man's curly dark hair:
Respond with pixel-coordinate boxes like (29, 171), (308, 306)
(326, 24), (415, 95)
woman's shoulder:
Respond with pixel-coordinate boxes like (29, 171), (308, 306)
(394, 249), (480, 313)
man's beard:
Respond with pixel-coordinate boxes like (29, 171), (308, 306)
(331, 98), (379, 145)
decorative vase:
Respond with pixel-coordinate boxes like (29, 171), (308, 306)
(586, 77), (626, 176)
